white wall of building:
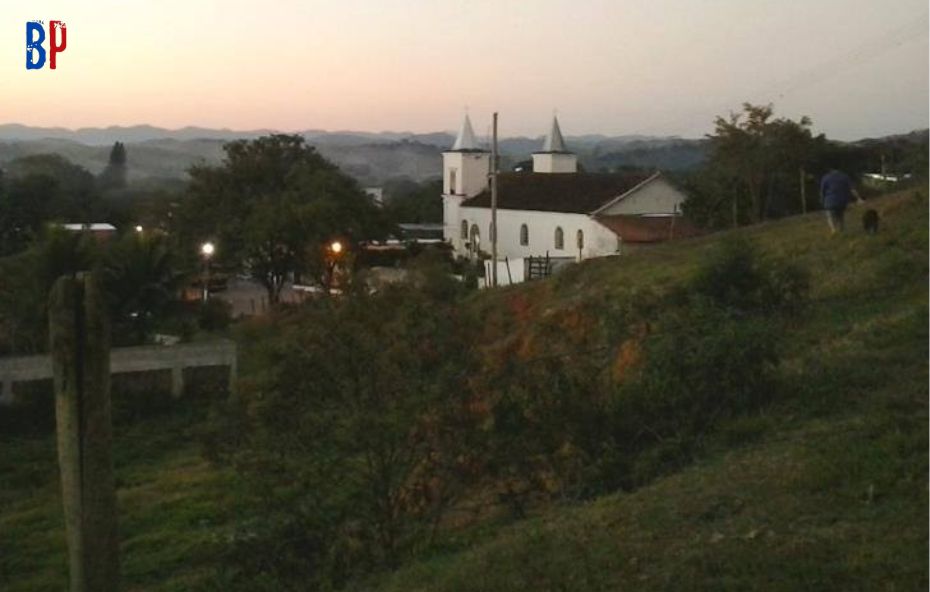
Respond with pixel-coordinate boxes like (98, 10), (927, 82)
(442, 151), (490, 197)
(532, 153), (578, 174)
(442, 150), (491, 250)
(454, 206), (619, 260)
(597, 176), (686, 215)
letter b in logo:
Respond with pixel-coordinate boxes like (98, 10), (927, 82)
(26, 20), (67, 70)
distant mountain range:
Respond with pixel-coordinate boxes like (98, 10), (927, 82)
(0, 124), (924, 187)
(0, 123), (676, 148)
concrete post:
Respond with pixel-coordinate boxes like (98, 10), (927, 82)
(49, 274), (120, 592)
(171, 364), (185, 398)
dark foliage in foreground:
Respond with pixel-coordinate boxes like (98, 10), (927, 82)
(206, 244), (808, 590)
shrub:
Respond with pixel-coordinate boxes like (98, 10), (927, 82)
(211, 275), (481, 588)
(608, 302), (781, 485)
(198, 298), (233, 331)
(689, 236), (809, 314)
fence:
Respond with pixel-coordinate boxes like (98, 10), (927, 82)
(0, 340), (237, 405)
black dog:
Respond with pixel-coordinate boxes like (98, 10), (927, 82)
(862, 209), (879, 234)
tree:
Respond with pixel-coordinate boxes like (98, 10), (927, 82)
(102, 231), (182, 345)
(213, 275), (479, 587)
(98, 141), (128, 192)
(178, 135), (387, 304)
(0, 155), (99, 254)
(382, 178), (443, 224)
(705, 103), (821, 225)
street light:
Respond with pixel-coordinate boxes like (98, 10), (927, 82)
(200, 242), (215, 302)
(325, 240), (345, 294)
(134, 225), (143, 233)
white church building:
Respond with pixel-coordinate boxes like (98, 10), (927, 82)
(441, 115), (698, 281)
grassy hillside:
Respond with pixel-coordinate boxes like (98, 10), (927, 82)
(363, 191), (929, 591)
(0, 190), (926, 590)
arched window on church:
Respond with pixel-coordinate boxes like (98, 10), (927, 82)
(461, 220), (468, 240)
(576, 229), (584, 250)
(554, 226), (564, 250)
(489, 221), (495, 243)
(470, 224), (480, 251)
(520, 224), (529, 246)
(449, 168), (458, 194)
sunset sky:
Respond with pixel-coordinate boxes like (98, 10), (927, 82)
(2, 0), (928, 140)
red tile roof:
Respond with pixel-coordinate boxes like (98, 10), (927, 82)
(596, 215), (703, 243)
(460, 172), (654, 214)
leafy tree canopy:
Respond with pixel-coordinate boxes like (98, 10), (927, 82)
(0, 154), (99, 255)
(177, 134), (388, 303)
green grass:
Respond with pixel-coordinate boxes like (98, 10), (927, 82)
(0, 394), (243, 591)
(1, 191), (927, 590)
(358, 191), (929, 591)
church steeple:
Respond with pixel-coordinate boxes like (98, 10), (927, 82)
(540, 116), (568, 153)
(450, 114), (484, 152)
(443, 114), (491, 197)
(532, 115), (577, 173)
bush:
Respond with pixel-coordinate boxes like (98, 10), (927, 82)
(689, 236), (808, 314)
(199, 298), (233, 331)
(608, 302), (780, 485)
(211, 276), (480, 588)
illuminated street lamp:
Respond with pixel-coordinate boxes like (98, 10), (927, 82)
(134, 225), (143, 233)
(200, 242), (215, 302)
(325, 240), (345, 294)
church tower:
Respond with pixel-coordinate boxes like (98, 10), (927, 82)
(442, 114), (490, 250)
(532, 116), (577, 174)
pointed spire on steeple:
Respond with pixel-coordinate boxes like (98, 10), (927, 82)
(451, 114), (484, 152)
(540, 116), (569, 153)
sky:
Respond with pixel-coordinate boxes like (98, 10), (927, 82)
(1, 0), (928, 140)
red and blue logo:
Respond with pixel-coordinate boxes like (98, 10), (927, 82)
(26, 20), (67, 70)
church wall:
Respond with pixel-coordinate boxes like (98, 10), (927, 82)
(456, 206), (619, 260)
(597, 177), (687, 215)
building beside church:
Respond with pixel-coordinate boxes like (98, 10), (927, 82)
(441, 115), (698, 273)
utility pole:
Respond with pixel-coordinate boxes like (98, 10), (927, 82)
(490, 112), (499, 288)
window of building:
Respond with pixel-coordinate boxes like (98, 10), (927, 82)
(461, 220), (468, 240)
(554, 226), (564, 250)
(520, 224), (529, 246)
(449, 168), (458, 194)
(489, 221), (495, 243)
(576, 229), (584, 250)
(470, 224), (480, 250)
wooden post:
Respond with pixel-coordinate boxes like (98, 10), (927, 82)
(49, 274), (120, 592)
(490, 112), (499, 288)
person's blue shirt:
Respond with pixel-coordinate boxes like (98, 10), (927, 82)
(820, 170), (854, 210)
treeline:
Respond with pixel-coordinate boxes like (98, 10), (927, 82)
(203, 241), (808, 590)
(676, 104), (928, 229)
(0, 134), (432, 354)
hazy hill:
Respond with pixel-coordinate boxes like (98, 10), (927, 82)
(0, 124), (708, 186)
(0, 124), (924, 186)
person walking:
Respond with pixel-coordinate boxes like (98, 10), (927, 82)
(820, 169), (864, 234)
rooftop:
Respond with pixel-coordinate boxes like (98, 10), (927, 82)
(461, 172), (655, 214)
